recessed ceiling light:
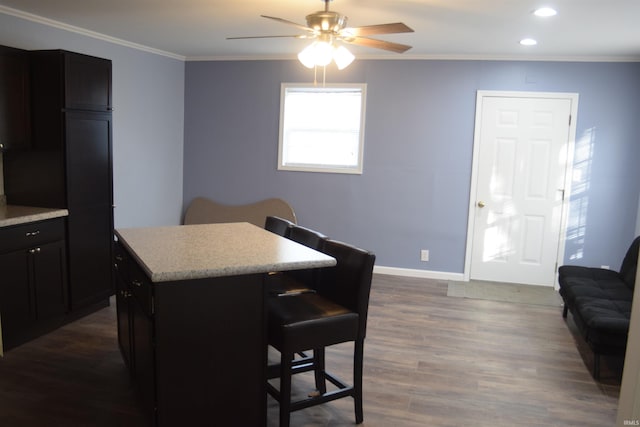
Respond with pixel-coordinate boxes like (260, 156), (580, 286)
(534, 7), (557, 17)
(520, 38), (538, 46)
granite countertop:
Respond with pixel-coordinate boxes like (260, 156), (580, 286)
(0, 204), (69, 228)
(115, 222), (336, 283)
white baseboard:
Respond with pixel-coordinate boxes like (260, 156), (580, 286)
(373, 265), (465, 282)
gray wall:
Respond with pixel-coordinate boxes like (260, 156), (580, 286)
(184, 59), (640, 275)
(0, 11), (185, 228)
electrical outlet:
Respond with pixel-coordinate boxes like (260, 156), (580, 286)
(420, 249), (429, 262)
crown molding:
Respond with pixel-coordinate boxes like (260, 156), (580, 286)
(0, 5), (185, 61)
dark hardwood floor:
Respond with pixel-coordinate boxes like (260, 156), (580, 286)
(0, 275), (621, 426)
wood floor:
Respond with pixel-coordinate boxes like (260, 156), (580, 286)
(0, 274), (621, 426)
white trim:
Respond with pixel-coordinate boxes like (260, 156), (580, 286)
(374, 265), (465, 282)
(0, 5), (185, 61)
(185, 54), (640, 63)
(464, 90), (578, 289)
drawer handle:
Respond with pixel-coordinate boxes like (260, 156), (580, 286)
(132, 280), (142, 287)
(28, 247), (41, 254)
(115, 255), (124, 262)
(26, 230), (41, 237)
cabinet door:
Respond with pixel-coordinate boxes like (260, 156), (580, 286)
(116, 288), (133, 369)
(65, 110), (114, 310)
(64, 52), (112, 112)
(68, 206), (114, 309)
(31, 240), (68, 321)
(0, 249), (32, 348)
(132, 301), (156, 422)
(0, 46), (30, 150)
(65, 111), (113, 209)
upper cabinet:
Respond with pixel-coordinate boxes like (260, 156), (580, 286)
(0, 46), (31, 151)
(64, 52), (112, 112)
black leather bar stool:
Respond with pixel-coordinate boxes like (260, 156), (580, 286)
(265, 215), (295, 237)
(267, 239), (376, 427)
(265, 222), (329, 296)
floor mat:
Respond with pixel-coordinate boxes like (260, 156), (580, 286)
(447, 280), (563, 307)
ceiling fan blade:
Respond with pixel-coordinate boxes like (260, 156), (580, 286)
(344, 36), (413, 53)
(260, 15), (314, 33)
(344, 22), (414, 37)
(226, 35), (306, 40)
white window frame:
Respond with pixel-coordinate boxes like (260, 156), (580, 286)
(278, 83), (367, 174)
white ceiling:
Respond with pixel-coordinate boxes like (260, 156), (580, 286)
(1, 0), (639, 61)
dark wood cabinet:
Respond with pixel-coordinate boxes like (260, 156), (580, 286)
(65, 110), (114, 309)
(4, 49), (114, 312)
(114, 240), (135, 369)
(64, 52), (112, 112)
(0, 249), (32, 346)
(0, 45), (30, 151)
(0, 218), (68, 349)
(113, 240), (157, 423)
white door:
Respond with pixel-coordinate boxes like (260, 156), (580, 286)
(468, 92), (576, 286)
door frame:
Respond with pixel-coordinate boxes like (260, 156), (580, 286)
(463, 90), (579, 287)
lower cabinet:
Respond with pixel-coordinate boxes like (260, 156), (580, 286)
(114, 239), (156, 423)
(0, 218), (68, 349)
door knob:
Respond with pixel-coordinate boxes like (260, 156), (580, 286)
(477, 201), (486, 208)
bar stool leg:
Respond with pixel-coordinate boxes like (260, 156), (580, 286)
(313, 348), (327, 394)
(354, 339), (365, 424)
(279, 352), (292, 427)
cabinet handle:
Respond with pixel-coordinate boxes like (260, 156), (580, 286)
(132, 280), (142, 287)
(28, 247), (41, 254)
(0, 143), (4, 149)
(26, 230), (41, 237)
(115, 255), (124, 262)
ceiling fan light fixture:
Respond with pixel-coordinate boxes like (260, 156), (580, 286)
(333, 45), (355, 70)
(298, 41), (334, 68)
(231, 0), (413, 70)
(298, 43), (318, 68)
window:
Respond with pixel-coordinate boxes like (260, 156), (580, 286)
(278, 83), (367, 174)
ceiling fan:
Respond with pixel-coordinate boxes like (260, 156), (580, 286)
(227, 0), (414, 69)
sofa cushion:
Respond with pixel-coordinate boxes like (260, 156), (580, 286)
(558, 265), (620, 282)
(572, 296), (631, 349)
(558, 272), (632, 305)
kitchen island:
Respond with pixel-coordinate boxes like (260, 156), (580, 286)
(114, 222), (336, 426)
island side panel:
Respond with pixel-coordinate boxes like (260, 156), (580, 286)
(153, 274), (267, 427)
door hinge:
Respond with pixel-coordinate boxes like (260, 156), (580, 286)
(555, 262), (558, 273)
(569, 115), (572, 126)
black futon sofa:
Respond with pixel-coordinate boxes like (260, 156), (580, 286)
(558, 236), (640, 379)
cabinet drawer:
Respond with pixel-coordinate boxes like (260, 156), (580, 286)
(0, 218), (66, 254)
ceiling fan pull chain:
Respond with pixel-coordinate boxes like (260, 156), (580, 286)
(323, 64), (327, 87)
